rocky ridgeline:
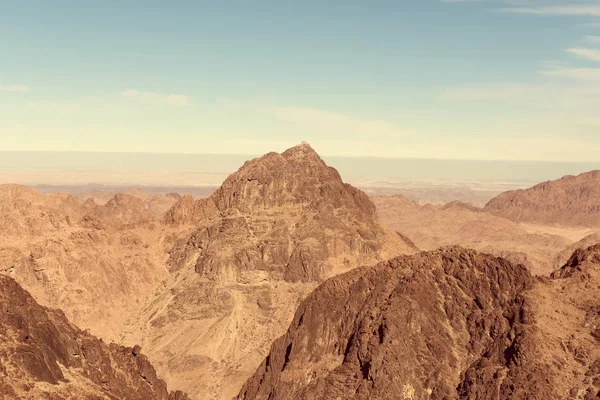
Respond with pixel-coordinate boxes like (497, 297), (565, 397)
(239, 244), (600, 400)
(485, 170), (600, 227)
(0, 274), (187, 400)
(237, 247), (545, 399)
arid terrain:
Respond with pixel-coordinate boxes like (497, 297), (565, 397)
(373, 198), (599, 276)
(239, 244), (600, 400)
(0, 143), (415, 399)
(1, 145), (600, 399)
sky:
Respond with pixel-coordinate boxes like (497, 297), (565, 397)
(1, 0), (600, 161)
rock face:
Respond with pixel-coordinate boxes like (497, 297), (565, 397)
(0, 274), (187, 400)
(166, 142), (398, 283)
(552, 243), (600, 279)
(553, 232), (600, 269)
(484, 170), (600, 227)
(163, 195), (219, 225)
(240, 244), (600, 400)
(527, 244), (600, 398)
(124, 143), (416, 399)
(238, 247), (543, 400)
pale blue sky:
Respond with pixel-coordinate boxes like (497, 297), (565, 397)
(1, 0), (600, 160)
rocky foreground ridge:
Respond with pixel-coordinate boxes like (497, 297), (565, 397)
(0, 274), (187, 400)
(239, 245), (600, 400)
(237, 247), (540, 399)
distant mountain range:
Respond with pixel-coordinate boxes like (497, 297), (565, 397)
(2, 150), (600, 188)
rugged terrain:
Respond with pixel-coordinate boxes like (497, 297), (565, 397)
(121, 142), (416, 399)
(485, 170), (600, 227)
(3, 144), (600, 399)
(0, 184), (180, 341)
(238, 247), (542, 399)
(0, 274), (186, 400)
(239, 245), (600, 399)
(372, 194), (584, 275)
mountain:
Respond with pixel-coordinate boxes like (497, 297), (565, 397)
(238, 247), (545, 399)
(532, 244), (600, 398)
(484, 170), (600, 227)
(122, 143), (416, 399)
(0, 274), (187, 400)
(0, 186), (180, 342)
(239, 245), (600, 399)
(165, 142), (406, 282)
(372, 194), (573, 275)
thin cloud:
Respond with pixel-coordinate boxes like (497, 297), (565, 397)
(500, 5), (600, 16)
(541, 66), (600, 81)
(0, 84), (30, 92)
(567, 47), (600, 61)
(121, 89), (191, 106)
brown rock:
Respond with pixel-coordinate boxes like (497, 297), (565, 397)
(0, 274), (188, 399)
(484, 170), (600, 227)
(238, 247), (545, 400)
(373, 194), (572, 275)
(129, 143), (416, 399)
(166, 142), (411, 283)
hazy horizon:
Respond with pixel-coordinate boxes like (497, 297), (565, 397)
(2, 149), (599, 190)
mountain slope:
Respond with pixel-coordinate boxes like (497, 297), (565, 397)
(0, 274), (187, 400)
(0, 186), (180, 342)
(239, 245), (600, 399)
(122, 143), (416, 399)
(484, 170), (600, 227)
(373, 194), (572, 275)
(237, 247), (547, 399)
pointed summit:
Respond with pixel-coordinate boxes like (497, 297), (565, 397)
(281, 141), (321, 162)
(211, 143), (344, 214)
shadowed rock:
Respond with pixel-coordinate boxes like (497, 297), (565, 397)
(0, 274), (188, 399)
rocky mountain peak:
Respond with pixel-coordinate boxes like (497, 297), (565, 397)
(210, 142), (349, 214)
(280, 141), (323, 162)
(165, 143), (412, 283)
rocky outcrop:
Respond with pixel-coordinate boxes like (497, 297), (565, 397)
(525, 244), (600, 398)
(0, 274), (187, 400)
(81, 193), (174, 228)
(238, 247), (542, 400)
(554, 233), (600, 270)
(551, 243), (600, 279)
(0, 185), (179, 346)
(484, 170), (600, 227)
(238, 244), (600, 400)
